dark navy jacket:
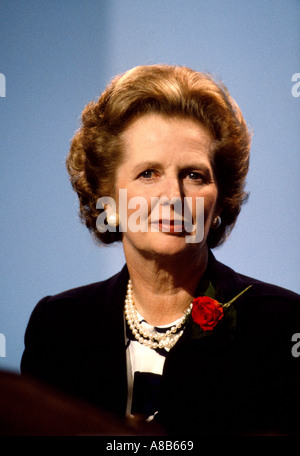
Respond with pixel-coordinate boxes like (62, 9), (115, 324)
(21, 253), (300, 435)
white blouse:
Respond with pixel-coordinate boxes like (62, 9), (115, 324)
(125, 311), (183, 420)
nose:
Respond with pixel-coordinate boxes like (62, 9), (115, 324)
(161, 176), (183, 201)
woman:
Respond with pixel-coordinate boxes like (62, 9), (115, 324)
(21, 65), (300, 435)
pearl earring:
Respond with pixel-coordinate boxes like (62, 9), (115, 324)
(212, 215), (221, 229)
(106, 212), (119, 227)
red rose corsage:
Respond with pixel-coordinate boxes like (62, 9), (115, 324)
(192, 296), (224, 331)
(191, 286), (252, 332)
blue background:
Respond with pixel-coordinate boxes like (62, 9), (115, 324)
(0, 0), (299, 372)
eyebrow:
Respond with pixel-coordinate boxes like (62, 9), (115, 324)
(132, 161), (212, 173)
(132, 161), (163, 172)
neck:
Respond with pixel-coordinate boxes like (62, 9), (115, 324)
(124, 244), (209, 325)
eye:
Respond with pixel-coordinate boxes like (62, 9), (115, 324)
(188, 172), (202, 180)
(140, 170), (154, 178)
(186, 171), (205, 182)
(138, 169), (158, 181)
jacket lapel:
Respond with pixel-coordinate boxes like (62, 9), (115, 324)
(86, 265), (129, 415)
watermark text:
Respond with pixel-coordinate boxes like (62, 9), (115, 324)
(291, 333), (300, 358)
(0, 73), (6, 98)
(96, 190), (205, 243)
(0, 333), (6, 357)
(291, 73), (300, 97)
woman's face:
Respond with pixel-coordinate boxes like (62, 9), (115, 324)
(115, 113), (219, 260)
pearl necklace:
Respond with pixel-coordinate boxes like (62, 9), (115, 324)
(124, 279), (193, 350)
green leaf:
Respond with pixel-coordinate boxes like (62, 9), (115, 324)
(203, 281), (217, 299)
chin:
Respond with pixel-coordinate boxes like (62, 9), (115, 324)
(141, 232), (204, 258)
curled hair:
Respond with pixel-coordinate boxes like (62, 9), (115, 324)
(66, 64), (251, 248)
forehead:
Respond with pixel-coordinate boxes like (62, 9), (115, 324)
(120, 113), (213, 163)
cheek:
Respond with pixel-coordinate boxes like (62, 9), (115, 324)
(190, 187), (218, 219)
(117, 187), (153, 233)
(204, 194), (218, 217)
(123, 185), (154, 215)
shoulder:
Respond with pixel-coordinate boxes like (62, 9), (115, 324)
(234, 270), (299, 303)
(210, 252), (299, 303)
(235, 272), (300, 334)
(209, 253), (300, 336)
(26, 265), (129, 329)
(230, 267), (299, 312)
(48, 266), (128, 303)
(21, 266), (129, 376)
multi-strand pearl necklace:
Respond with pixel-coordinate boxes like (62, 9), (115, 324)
(124, 279), (193, 350)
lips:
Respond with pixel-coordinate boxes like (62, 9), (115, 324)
(151, 219), (188, 234)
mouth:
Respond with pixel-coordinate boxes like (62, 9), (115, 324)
(151, 219), (189, 234)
